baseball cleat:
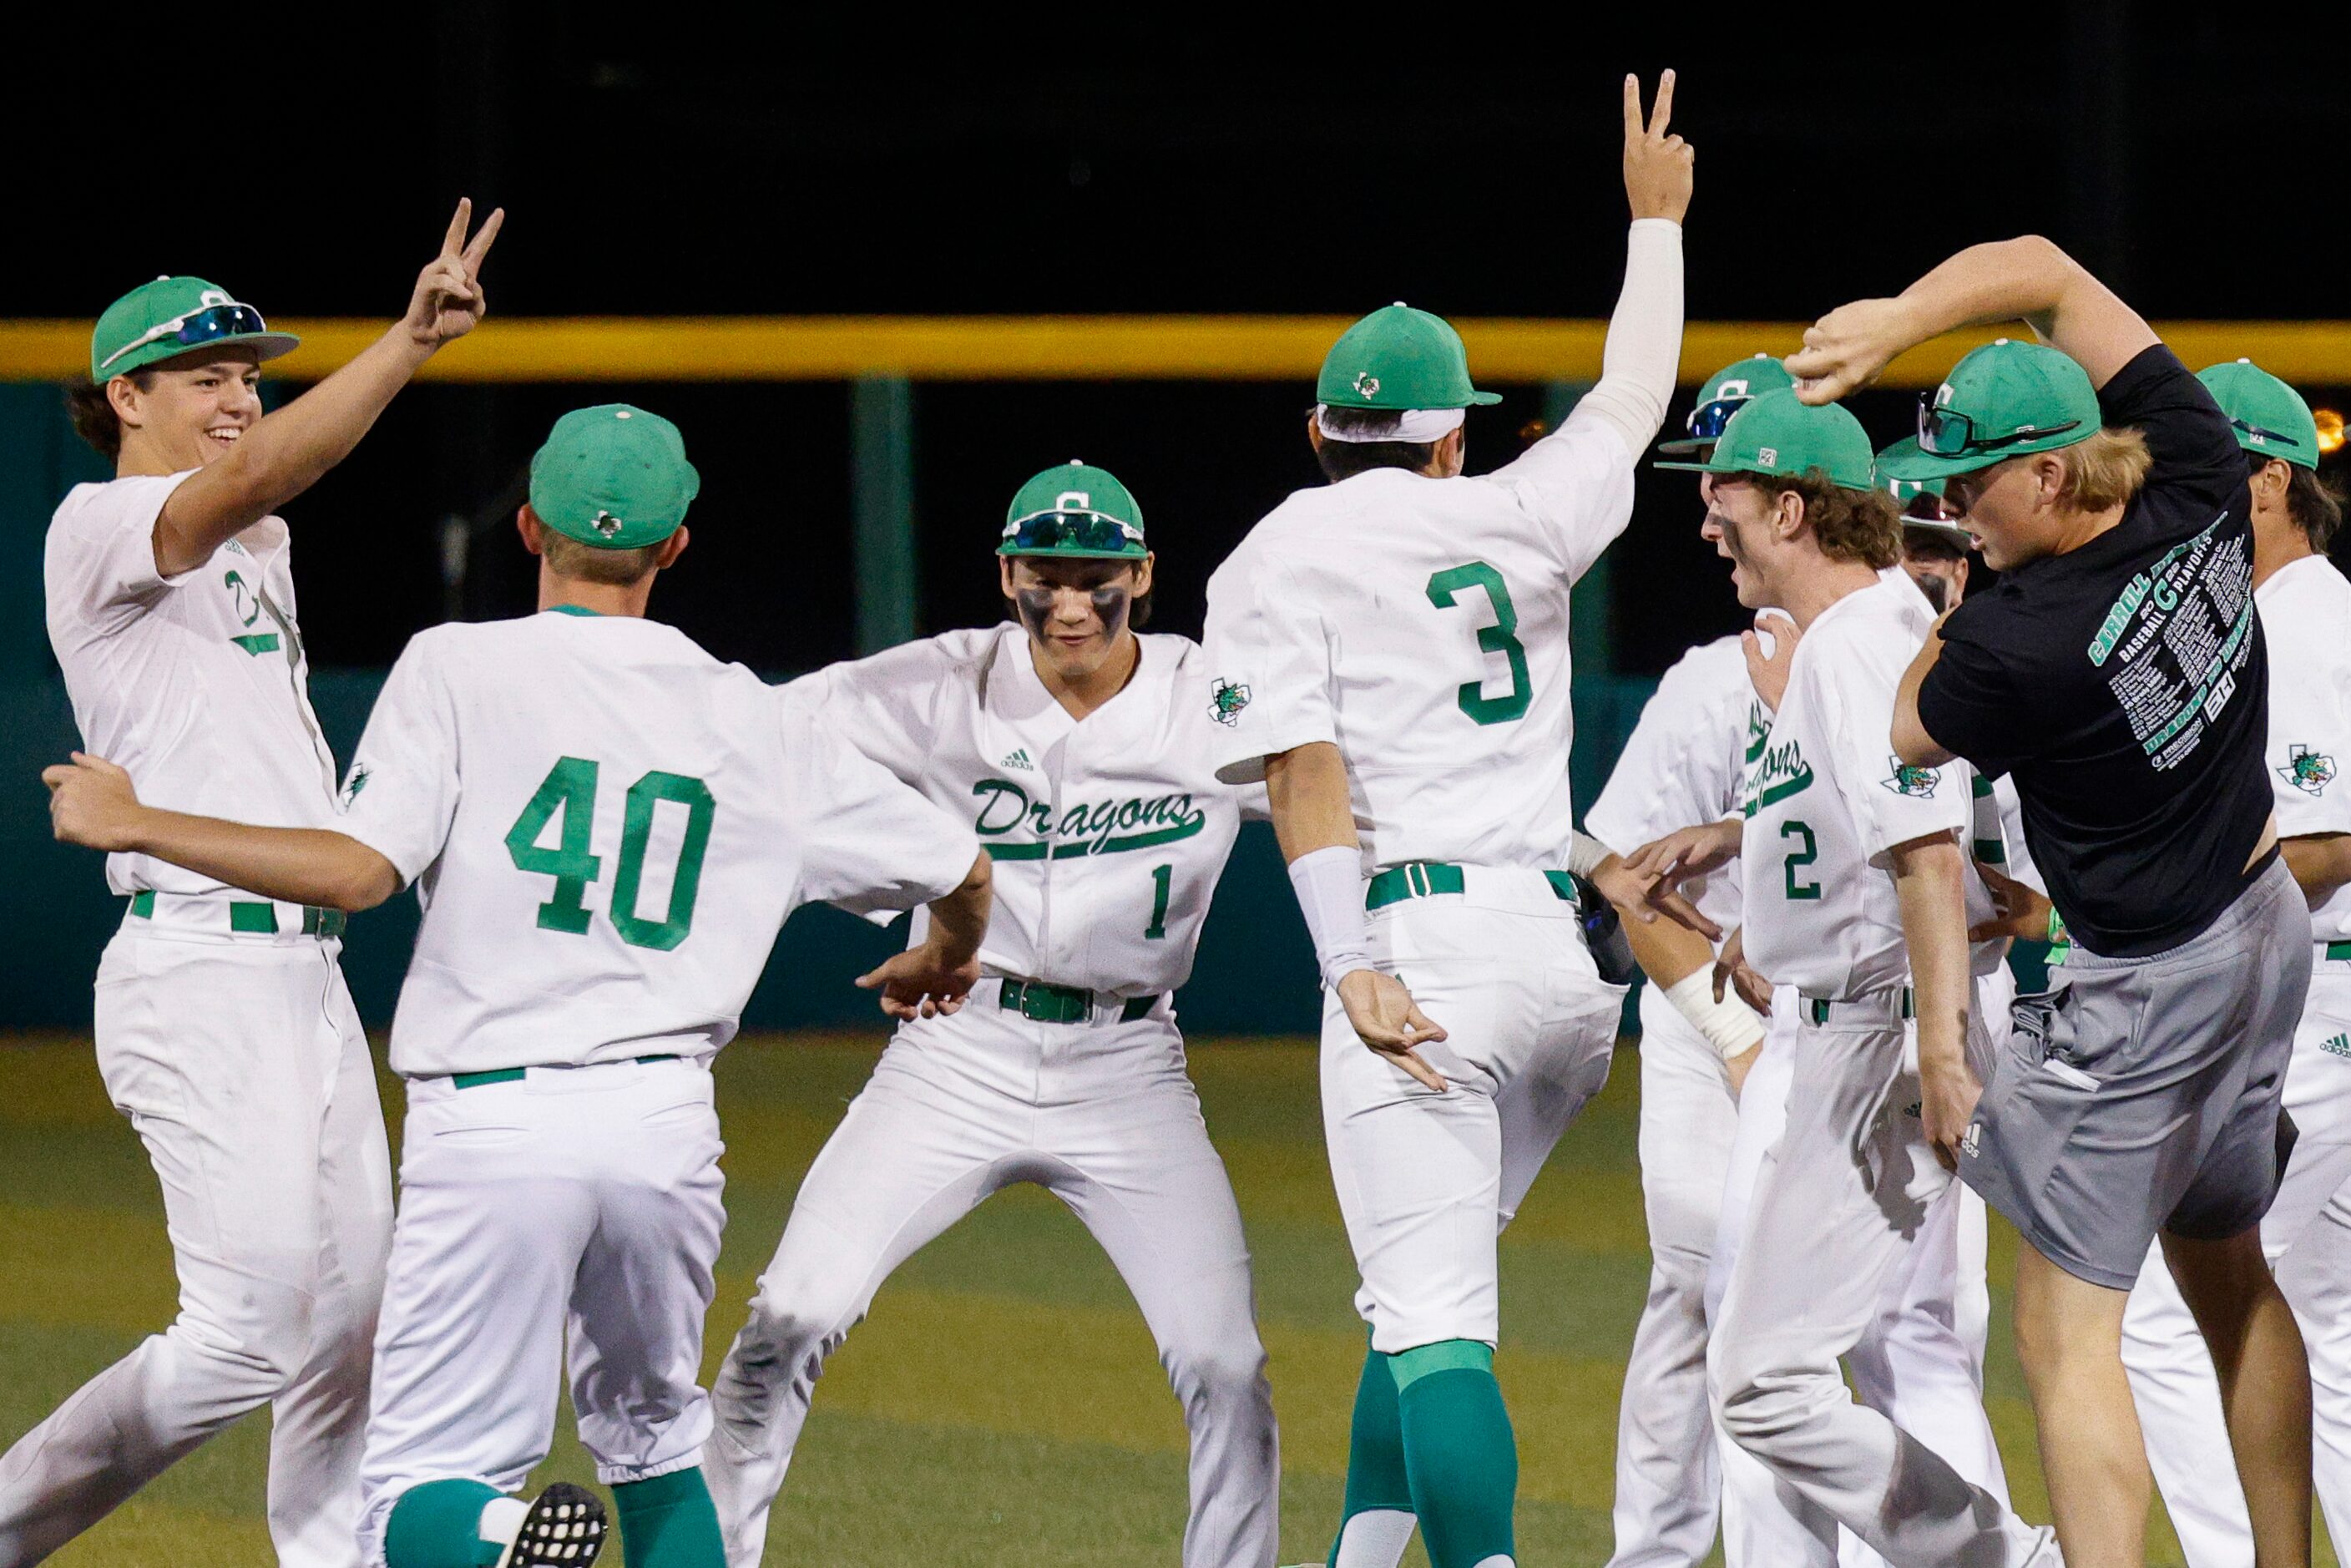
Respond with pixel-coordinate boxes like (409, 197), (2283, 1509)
(498, 1482), (608, 1565)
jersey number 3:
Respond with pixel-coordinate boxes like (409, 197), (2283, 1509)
(505, 756), (716, 951)
(1426, 562), (1532, 726)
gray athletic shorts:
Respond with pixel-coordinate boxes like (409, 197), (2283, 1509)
(1959, 854), (2312, 1289)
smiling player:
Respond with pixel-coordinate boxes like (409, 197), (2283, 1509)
(3, 203), (499, 1568)
(704, 462), (1282, 1568)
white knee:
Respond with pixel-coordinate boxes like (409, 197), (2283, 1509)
(1165, 1333), (1272, 1412)
(1710, 1351), (1825, 1455)
(171, 1280), (317, 1393)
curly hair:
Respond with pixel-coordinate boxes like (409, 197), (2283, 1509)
(1744, 469), (1902, 568)
(63, 374), (152, 461)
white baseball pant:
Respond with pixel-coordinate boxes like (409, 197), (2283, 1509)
(703, 991), (1277, 1568)
(356, 1055), (725, 1565)
(1322, 877), (1624, 1355)
(2121, 959), (2351, 1567)
(1709, 988), (2045, 1568)
(0, 923), (392, 1568)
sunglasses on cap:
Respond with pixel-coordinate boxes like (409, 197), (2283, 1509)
(2228, 417), (2305, 451)
(1917, 397), (2083, 458)
(1683, 395), (1747, 443)
(1000, 511), (1144, 554)
(99, 301), (272, 372)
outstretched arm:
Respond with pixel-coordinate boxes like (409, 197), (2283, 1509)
(1786, 235), (2160, 407)
(47, 753), (401, 911)
(857, 852), (993, 1020)
(151, 200), (505, 575)
(1565, 72), (1692, 458)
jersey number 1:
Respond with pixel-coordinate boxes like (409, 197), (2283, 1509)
(1426, 562), (1533, 726)
(505, 756), (716, 951)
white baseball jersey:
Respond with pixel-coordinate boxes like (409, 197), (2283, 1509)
(1586, 633), (1764, 938)
(1739, 574), (1981, 999)
(337, 609), (979, 1078)
(1201, 418), (1634, 872)
(2258, 554), (2351, 943)
(781, 624), (1261, 998)
(46, 472), (339, 895)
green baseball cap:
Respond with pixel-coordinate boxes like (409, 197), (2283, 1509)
(2199, 358), (2320, 471)
(1875, 338), (2101, 483)
(999, 460), (1147, 559)
(527, 405), (700, 549)
(1654, 388), (1878, 493)
(91, 276), (299, 382)
(1656, 352), (1797, 454)
(1316, 303), (1502, 412)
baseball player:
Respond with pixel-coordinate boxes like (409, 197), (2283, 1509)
(3, 203), (499, 1568)
(45, 404), (993, 1568)
(1802, 237), (2314, 1567)
(701, 462), (1281, 1568)
(1201, 73), (1691, 1568)
(2107, 362), (2350, 1566)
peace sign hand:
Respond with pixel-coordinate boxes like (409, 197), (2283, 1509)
(1622, 70), (1694, 225)
(403, 198), (505, 350)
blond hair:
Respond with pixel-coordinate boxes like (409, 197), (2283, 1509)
(539, 530), (662, 585)
(2053, 427), (2153, 512)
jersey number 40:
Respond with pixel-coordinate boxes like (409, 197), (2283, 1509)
(504, 756), (715, 951)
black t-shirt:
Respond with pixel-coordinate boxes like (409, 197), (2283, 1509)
(1917, 345), (2270, 957)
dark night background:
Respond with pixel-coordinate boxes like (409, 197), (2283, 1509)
(10, 7), (2347, 681)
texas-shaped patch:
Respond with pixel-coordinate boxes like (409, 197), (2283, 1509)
(2279, 743), (2337, 797)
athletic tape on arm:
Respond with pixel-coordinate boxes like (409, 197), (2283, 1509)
(1662, 969), (1766, 1061)
(1566, 218), (1686, 458)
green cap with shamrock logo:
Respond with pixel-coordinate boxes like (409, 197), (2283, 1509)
(1316, 303), (1502, 412)
(527, 405), (700, 549)
(999, 461), (1147, 559)
(1875, 338), (2101, 483)
(1654, 388), (1878, 492)
(2198, 358), (2320, 471)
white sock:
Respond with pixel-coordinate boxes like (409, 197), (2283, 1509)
(480, 1497), (528, 1566)
(1332, 1507), (1417, 1568)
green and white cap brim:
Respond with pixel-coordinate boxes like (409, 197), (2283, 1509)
(999, 460), (1148, 559)
(1312, 405), (1466, 443)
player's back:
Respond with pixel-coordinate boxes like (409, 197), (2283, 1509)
(343, 610), (950, 1077)
(1205, 419), (1631, 871)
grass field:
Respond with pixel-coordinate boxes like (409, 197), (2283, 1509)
(0, 1029), (2285, 1566)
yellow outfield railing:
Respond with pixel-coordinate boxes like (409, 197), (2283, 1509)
(4, 316), (2351, 386)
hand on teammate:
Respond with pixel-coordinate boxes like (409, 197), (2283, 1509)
(1785, 296), (1923, 406)
(1622, 70), (1694, 225)
(1969, 862), (2055, 944)
(1919, 1052), (1984, 1171)
(43, 753), (144, 852)
(1335, 969), (1450, 1093)
(1622, 820), (1743, 934)
(1742, 613), (1800, 713)
(857, 941), (982, 1021)
(1710, 924), (1772, 1014)
(403, 199), (505, 351)
(1590, 852), (1718, 938)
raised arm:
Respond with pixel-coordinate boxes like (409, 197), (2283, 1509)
(149, 200), (504, 575)
(1786, 235), (2160, 407)
(1564, 72), (1692, 458)
(47, 753), (401, 911)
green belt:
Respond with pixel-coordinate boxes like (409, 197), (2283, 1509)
(453, 1054), (681, 1090)
(2328, 941), (2351, 963)
(1364, 862), (1580, 912)
(129, 889), (346, 939)
(1805, 987), (1915, 1026)
(997, 979), (1159, 1025)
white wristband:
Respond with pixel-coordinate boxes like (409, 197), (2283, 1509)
(1287, 845), (1374, 990)
(1568, 830), (1615, 879)
(1662, 970), (1767, 1061)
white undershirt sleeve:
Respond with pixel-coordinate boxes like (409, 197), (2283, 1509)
(1286, 844), (1373, 989)
(1565, 218), (1686, 460)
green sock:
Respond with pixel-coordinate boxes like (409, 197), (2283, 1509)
(1328, 1336), (1414, 1565)
(383, 1479), (507, 1568)
(612, 1467), (725, 1568)
(1392, 1342), (1516, 1568)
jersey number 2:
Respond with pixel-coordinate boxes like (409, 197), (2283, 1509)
(1781, 820), (1822, 902)
(1426, 562), (1532, 726)
(505, 756), (716, 951)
